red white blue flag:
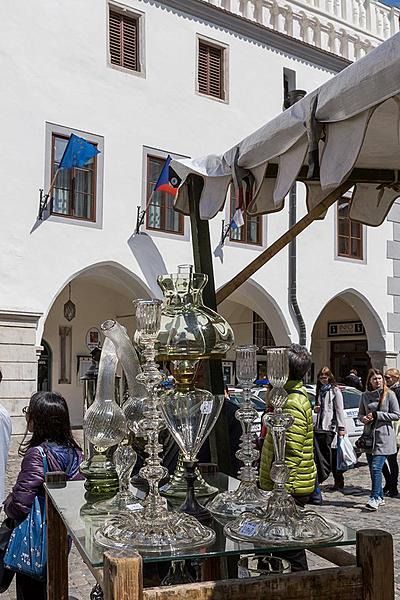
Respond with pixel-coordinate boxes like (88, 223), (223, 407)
(154, 155), (181, 197)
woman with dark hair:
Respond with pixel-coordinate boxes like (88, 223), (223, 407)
(359, 369), (400, 511)
(315, 366), (347, 491)
(3, 391), (83, 600)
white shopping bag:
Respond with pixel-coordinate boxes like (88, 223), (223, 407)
(337, 435), (358, 471)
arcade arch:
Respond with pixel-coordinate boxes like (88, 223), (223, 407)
(311, 289), (386, 385)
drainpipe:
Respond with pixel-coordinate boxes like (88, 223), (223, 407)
(289, 184), (306, 346)
(286, 89), (307, 346)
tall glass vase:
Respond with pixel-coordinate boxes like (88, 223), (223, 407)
(225, 347), (343, 544)
(95, 299), (217, 553)
(207, 345), (270, 520)
(82, 338), (127, 495)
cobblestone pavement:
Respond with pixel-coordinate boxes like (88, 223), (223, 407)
(2, 435), (400, 598)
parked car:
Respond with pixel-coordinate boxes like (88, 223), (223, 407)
(304, 384), (364, 451)
(228, 384), (364, 452)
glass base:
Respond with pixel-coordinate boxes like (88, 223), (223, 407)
(94, 508), (216, 554)
(161, 464), (218, 500)
(224, 490), (343, 544)
(206, 481), (271, 520)
(94, 491), (144, 514)
(80, 456), (119, 496)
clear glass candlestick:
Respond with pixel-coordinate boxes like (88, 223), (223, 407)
(94, 443), (141, 513)
(207, 345), (270, 520)
(225, 346), (342, 544)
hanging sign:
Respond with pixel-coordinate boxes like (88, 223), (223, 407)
(328, 321), (365, 337)
(86, 327), (102, 351)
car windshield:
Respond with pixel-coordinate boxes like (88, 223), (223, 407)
(342, 389), (362, 409)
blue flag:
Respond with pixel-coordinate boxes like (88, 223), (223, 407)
(59, 134), (100, 170)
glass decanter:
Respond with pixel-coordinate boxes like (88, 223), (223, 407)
(159, 359), (224, 522)
(95, 299), (216, 553)
(207, 345), (270, 520)
(82, 337), (127, 494)
(225, 347), (342, 544)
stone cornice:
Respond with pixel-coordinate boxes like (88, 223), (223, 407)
(154, 0), (351, 72)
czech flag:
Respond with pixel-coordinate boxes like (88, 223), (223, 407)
(154, 155), (181, 197)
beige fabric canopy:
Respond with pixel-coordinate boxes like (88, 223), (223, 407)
(172, 31), (400, 227)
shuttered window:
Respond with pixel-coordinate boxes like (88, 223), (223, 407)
(109, 9), (139, 72)
(198, 41), (224, 100)
(337, 197), (363, 260)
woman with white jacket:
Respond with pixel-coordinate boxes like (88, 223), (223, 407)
(315, 366), (347, 490)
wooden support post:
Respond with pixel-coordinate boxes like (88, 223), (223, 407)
(356, 529), (394, 600)
(188, 174), (230, 473)
(103, 552), (143, 600)
(216, 181), (352, 305)
(46, 473), (68, 600)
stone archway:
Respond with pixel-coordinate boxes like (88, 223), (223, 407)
(39, 261), (151, 425)
(311, 288), (386, 384)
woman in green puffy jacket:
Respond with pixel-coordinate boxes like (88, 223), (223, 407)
(259, 346), (316, 500)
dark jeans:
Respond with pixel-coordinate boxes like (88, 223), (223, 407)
(382, 450), (399, 493)
(269, 494), (309, 572)
(366, 454), (387, 500)
(16, 573), (46, 600)
(331, 448), (344, 488)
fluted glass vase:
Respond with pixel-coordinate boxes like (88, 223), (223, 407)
(207, 345), (270, 520)
(82, 338), (127, 494)
(225, 347), (343, 544)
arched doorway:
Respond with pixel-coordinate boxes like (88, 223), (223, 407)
(38, 340), (52, 391)
(40, 262), (152, 425)
(311, 289), (386, 385)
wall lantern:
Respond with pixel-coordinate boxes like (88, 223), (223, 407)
(64, 283), (76, 322)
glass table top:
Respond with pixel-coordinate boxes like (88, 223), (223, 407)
(45, 475), (356, 566)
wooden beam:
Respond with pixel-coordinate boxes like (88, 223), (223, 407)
(143, 566), (363, 600)
(357, 529), (394, 600)
(310, 546), (356, 566)
(103, 552), (143, 600)
(46, 473), (69, 600)
(216, 181), (352, 305)
(188, 174), (230, 473)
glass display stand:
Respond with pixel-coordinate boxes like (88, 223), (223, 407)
(45, 477), (355, 568)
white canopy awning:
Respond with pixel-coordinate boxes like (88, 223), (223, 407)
(172, 32), (400, 227)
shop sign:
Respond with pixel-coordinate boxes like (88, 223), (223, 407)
(328, 321), (365, 337)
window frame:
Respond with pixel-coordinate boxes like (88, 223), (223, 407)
(336, 196), (364, 261)
(50, 133), (98, 223)
(196, 34), (229, 103)
(107, 2), (146, 77)
(44, 123), (104, 229)
(228, 186), (262, 247)
(253, 312), (275, 352)
(145, 154), (184, 236)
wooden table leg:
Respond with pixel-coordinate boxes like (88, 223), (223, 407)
(46, 491), (69, 600)
(356, 529), (394, 600)
(103, 552), (143, 600)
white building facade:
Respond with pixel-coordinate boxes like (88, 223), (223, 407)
(0, 0), (399, 432)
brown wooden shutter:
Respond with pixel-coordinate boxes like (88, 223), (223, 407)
(109, 9), (138, 71)
(198, 42), (223, 99)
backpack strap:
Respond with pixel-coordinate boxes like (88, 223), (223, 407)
(37, 446), (49, 475)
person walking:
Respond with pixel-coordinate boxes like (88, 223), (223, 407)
(382, 368), (400, 497)
(260, 344), (316, 571)
(0, 369), (12, 504)
(3, 391), (83, 599)
(344, 368), (363, 391)
(359, 368), (400, 511)
(314, 367), (347, 491)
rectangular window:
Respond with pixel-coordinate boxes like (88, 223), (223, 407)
(51, 134), (97, 221)
(229, 186), (262, 246)
(146, 156), (184, 235)
(109, 7), (139, 72)
(198, 40), (224, 100)
(337, 197), (363, 260)
(253, 312), (275, 353)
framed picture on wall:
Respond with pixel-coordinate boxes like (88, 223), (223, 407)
(222, 361), (234, 386)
